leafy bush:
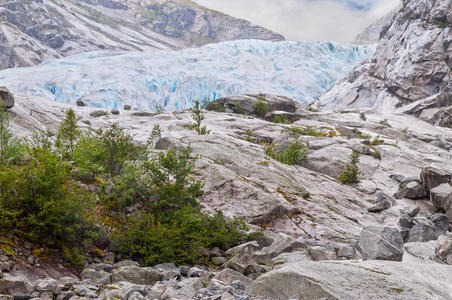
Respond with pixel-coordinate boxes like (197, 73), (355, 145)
(0, 148), (97, 263)
(379, 119), (391, 127)
(265, 141), (308, 165)
(253, 97), (269, 117)
(233, 102), (246, 115)
(0, 101), (24, 164)
(273, 115), (291, 124)
(111, 147), (248, 265)
(337, 150), (361, 184)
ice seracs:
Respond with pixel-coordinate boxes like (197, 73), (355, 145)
(0, 40), (374, 112)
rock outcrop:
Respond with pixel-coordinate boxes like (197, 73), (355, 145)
(319, 0), (452, 127)
(0, 0), (284, 70)
(0, 86), (14, 109)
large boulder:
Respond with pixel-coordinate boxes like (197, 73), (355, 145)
(80, 268), (111, 285)
(0, 87), (14, 109)
(395, 177), (427, 199)
(111, 265), (162, 285)
(421, 167), (452, 192)
(248, 259), (452, 299)
(430, 183), (452, 220)
(357, 226), (404, 261)
(407, 223), (445, 243)
(0, 275), (30, 294)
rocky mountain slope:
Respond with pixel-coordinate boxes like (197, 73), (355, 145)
(0, 40), (374, 111)
(0, 0), (284, 70)
(353, 5), (401, 44)
(319, 0), (452, 127)
(2, 91), (452, 299)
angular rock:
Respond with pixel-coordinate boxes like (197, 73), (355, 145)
(407, 223), (445, 243)
(0, 275), (29, 294)
(358, 226), (404, 261)
(337, 244), (358, 259)
(123, 105), (132, 111)
(367, 192), (393, 213)
(80, 268), (111, 285)
(212, 269), (252, 287)
(395, 177), (427, 199)
(309, 246), (337, 261)
(111, 266), (162, 285)
(421, 167), (452, 192)
(34, 278), (59, 294)
(436, 236), (452, 264)
(211, 257), (227, 266)
(430, 183), (452, 220)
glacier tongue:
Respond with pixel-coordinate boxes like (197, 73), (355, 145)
(0, 40), (374, 111)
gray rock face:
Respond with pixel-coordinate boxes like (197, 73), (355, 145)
(367, 192), (392, 212)
(420, 167), (452, 192)
(0, 87), (14, 109)
(0, 0), (283, 70)
(407, 223), (445, 243)
(319, 0), (452, 127)
(430, 183), (452, 220)
(358, 226), (404, 261)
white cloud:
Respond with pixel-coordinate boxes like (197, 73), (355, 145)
(193, 0), (401, 43)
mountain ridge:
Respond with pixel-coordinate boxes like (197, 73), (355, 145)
(0, 0), (284, 70)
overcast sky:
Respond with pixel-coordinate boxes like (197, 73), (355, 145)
(193, 0), (401, 43)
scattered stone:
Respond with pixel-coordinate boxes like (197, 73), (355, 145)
(89, 110), (108, 117)
(358, 226), (404, 261)
(188, 267), (205, 278)
(131, 112), (153, 117)
(395, 177), (428, 199)
(80, 268), (111, 285)
(436, 236), (452, 264)
(180, 266), (190, 277)
(123, 105), (131, 110)
(429, 214), (449, 232)
(212, 269), (252, 287)
(211, 256), (227, 266)
(430, 183), (452, 220)
(111, 109), (119, 115)
(76, 100), (85, 107)
(114, 260), (140, 268)
(10, 293), (33, 300)
(367, 193), (392, 213)
(408, 206), (421, 218)
(420, 167), (452, 192)
(337, 244), (357, 259)
(309, 246), (337, 261)
(407, 223), (445, 243)
(34, 278), (59, 294)
(0, 275), (29, 294)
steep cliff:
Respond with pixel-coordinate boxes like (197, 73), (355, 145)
(319, 0), (452, 127)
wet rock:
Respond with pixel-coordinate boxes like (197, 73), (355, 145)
(421, 167), (452, 192)
(358, 226), (404, 261)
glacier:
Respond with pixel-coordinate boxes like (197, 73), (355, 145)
(0, 40), (375, 111)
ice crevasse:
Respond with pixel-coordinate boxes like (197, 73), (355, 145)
(0, 40), (375, 111)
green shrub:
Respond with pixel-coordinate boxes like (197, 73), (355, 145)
(191, 100), (208, 135)
(55, 108), (81, 160)
(72, 133), (105, 182)
(287, 127), (323, 137)
(233, 102), (246, 115)
(253, 97), (269, 117)
(273, 115), (291, 124)
(0, 148), (97, 259)
(265, 141), (308, 165)
(379, 119), (391, 127)
(111, 147), (248, 265)
(337, 150), (361, 184)
(0, 101), (24, 164)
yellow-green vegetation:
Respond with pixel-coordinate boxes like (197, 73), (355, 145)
(337, 150), (362, 184)
(253, 96), (269, 117)
(0, 108), (248, 266)
(273, 115), (291, 124)
(191, 100), (209, 135)
(265, 141), (308, 166)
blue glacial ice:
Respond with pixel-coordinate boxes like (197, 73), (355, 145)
(0, 40), (375, 111)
